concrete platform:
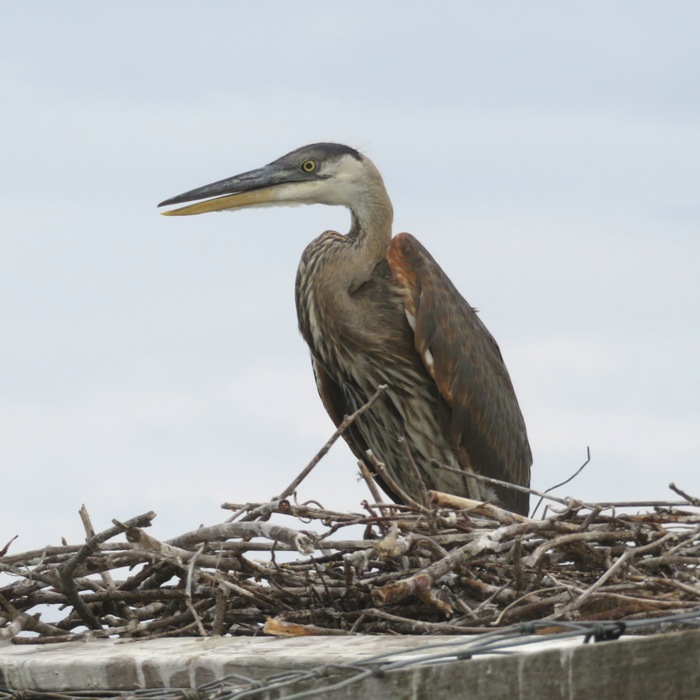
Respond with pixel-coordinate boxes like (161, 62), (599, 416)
(1, 629), (699, 699)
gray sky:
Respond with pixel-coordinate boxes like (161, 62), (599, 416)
(2, 2), (699, 550)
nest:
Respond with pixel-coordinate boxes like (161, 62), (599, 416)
(2, 478), (699, 642)
(1, 392), (699, 641)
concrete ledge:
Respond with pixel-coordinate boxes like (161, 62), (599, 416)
(1, 629), (699, 699)
(1, 635), (437, 691)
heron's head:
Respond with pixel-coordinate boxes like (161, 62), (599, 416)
(158, 143), (387, 217)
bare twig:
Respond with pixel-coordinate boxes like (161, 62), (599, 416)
(428, 491), (534, 525)
(531, 447), (592, 517)
(398, 438), (431, 508)
(431, 460), (569, 507)
(185, 545), (207, 636)
(274, 384), (389, 503)
(358, 460), (391, 519)
(545, 550), (632, 620)
(669, 482), (700, 506)
(366, 450), (428, 513)
(79, 505), (138, 626)
(0, 535), (18, 558)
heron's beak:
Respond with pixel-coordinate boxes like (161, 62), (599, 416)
(158, 164), (289, 216)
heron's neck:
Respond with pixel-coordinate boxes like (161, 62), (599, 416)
(346, 181), (394, 271)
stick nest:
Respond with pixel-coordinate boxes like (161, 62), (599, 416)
(2, 483), (699, 642)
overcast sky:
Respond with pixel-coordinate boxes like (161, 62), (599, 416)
(1, 2), (699, 552)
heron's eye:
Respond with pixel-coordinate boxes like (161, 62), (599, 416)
(301, 159), (317, 173)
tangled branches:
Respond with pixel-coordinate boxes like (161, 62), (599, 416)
(1, 484), (699, 643)
(1, 388), (698, 642)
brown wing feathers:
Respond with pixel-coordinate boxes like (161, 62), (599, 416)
(387, 233), (531, 513)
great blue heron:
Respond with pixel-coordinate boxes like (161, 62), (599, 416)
(158, 143), (532, 514)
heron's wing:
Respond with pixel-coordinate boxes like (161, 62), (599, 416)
(310, 358), (401, 502)
(387, 232), (532, 514)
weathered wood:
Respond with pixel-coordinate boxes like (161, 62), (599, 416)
(1, 629), (698, 698)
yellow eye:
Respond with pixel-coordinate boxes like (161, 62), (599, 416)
(301, 159), (317, 173)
